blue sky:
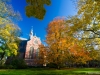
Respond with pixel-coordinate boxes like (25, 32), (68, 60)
(11, 0), (77, 42)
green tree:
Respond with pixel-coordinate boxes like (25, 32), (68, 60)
(26, 0), (51, 20)
(0, 0), (21, 65)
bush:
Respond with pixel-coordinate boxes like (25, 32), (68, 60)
(6, 57), (27, 69)
(12, 58), (27, 69)
(0, 65), (6, 69)
(47, 63), (58, 68)
(0, 65), (13, 69)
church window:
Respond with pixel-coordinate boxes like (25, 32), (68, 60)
(36, 49), (39, 58)
(29, 47), (34, 59)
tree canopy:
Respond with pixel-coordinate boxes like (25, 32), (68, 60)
(68, 0), (100, 60)
(38, 18), (92, 68)
(38, 0), (100, 68)
(0, 0), (21, 65)
(26, 0), (51, 20)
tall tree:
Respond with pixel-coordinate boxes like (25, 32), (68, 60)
(45, 18), (91, 68)
(0, 0), (21, 65)
(78, 0), (100, 60)
(69, 0), (100, 61)
(26, 0), (51, 20)
(46, 18), (69, 68)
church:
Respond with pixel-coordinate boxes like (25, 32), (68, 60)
(19, 28), (41, 66)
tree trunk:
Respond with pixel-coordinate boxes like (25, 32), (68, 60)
(0, 52), (6, 65)
(57, 65), (60, 69)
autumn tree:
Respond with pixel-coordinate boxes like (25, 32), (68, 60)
(0, 0), (21, 65)
(46, 18), (79, 68)
(69, 44), (91, 66)
(69, 0), (100, 61)
(38, 44), (47, 66)
(26, 0), (51, 20)
(77, 0), (100, 45)
(65, 16), (100, 67)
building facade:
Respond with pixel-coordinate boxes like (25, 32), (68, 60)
(19, 28), (41, 66)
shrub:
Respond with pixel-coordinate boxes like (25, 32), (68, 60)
(47, 63), (58, 68)
(6, 57), (27, 69)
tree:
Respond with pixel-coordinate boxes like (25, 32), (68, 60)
(65, 15), (100, 65)
(38, 44), (47, 66)
(0, 0), (21, 20)
(46, 18), (82, 68)
(77, 0), (100, 41)
(69, 44), (91, 65)
(0, 0), (21, 65)
(26, 0), (51, 20)
(77, 0), (100, 60)
(46, 18), (69, 68)
(65, 0), (100, 63)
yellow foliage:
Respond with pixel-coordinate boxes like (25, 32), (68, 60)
(45, 18), (90, 66)
(0, 19), (20, 56)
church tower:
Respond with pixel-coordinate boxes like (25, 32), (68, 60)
(25, 27), (41, 66)
(29, 27), (33, 40)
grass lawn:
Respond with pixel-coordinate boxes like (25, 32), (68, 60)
(0, 68), (100, 75)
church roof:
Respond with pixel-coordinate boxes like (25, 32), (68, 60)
(18, 37), (27, 40)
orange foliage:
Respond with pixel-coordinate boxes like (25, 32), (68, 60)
(69, 44), (92, 64)
(38, 44), (47, 65)
(45, 18), (92, 66)
(46, 18), (78, 67)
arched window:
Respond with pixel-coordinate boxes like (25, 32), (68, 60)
(29, 47), (34, 59)
(36, 49), (39, 58)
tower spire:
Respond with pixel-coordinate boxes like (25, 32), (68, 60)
(29, 26), (33, 39)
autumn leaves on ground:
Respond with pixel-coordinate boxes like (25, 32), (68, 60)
(0, 0), (100, 75)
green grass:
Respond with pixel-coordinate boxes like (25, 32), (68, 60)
(0, 68), (100, 75)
